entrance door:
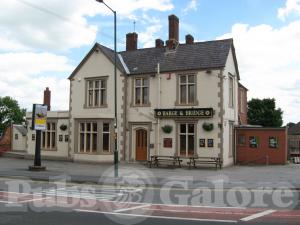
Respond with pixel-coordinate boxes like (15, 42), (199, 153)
(136, 129), (147, 161)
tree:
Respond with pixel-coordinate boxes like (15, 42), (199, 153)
(0, 96), (26, 133)
(247, 98), (283, 127)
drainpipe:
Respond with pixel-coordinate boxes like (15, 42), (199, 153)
(156, 63), (161, 155)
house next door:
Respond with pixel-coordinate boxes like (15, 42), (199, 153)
(136, 129), (147, 161)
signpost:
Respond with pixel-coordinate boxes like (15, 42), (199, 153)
(29, 104), (47, 171)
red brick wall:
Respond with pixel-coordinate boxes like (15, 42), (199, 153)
(238, 84), (248, 125)
(236, 128), (287, 165)
(0, 126), (12, 152)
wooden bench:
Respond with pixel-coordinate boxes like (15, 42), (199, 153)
(149, 155), (182, 168)
(187, 156), (222, 170)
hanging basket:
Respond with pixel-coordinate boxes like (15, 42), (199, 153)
(202, 122), (214, 132)
(161, 125), (173, 134)
(60, 124), (68, 131)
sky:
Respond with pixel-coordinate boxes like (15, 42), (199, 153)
(0, 0), (300, 124)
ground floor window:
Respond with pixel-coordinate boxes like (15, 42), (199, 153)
(77, 120), (111, 154)
(179, 123), (195, 156)
(42, 122), (56, 150)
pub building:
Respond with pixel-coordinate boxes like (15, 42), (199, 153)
(24, 15), (242, 167)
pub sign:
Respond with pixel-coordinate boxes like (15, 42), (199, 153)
(154, 108), (213, 118)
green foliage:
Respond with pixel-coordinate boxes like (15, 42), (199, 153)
(0, 96), (26, 133)
(202, 122), (214, 131)
(161, 125), (173, 134)
(247, 98), (283, 127)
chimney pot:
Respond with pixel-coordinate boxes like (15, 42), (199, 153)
(155, 39), (164, 48)
(43, 87), (51, 111)
(185, 34), (194, 44)
(126, 32), (138, 51)
(168, 14), (179, 42)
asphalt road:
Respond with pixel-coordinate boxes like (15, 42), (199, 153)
(0, 178), (299, 225)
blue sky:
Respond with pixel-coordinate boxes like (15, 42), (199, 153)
(0, 0), (300, 124)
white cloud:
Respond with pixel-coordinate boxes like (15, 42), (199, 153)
(182, 0), (198, 14)
(278, 0), (300, 21)
(218, 20), (300, 123)
(0, 52), (73, 110)
(0, 0), (173, 52)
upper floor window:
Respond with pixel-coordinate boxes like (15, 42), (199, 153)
(134, 77), (149, 105)
(42, 122), (56, 150)
(86, 78), (107, 108)
(179, 74), (196, 104)
(229, 76), (234, 108)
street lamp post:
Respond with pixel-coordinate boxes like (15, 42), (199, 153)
(95, 0), (118, 178)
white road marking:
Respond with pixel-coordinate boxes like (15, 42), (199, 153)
(240, 209), (276, 221)
(74, 209), (238, 223)
(114, 204), (151, 213)
(0, 200), (15, 204)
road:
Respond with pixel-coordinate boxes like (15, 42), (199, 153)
(0, 177), (299, 225)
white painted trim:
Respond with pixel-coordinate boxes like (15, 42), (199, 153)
(118, 54), (130, 74)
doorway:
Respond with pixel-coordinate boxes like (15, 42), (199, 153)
(135, 129), (148, 161)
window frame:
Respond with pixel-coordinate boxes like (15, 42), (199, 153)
(75, 119), (113, 155)
(176, 73), (198, 106)
(41, 121), (57, 151)
(177, 122), (197, 157)
(84, 77), (108, 108)
(133, 76), (150, 107)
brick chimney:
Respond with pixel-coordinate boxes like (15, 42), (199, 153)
(126, 32), (138, 51)
(155, 39), (164, 48)
(43, 87), (51, 111)
(185, 34), (194, 44)
(168, 15), (179, 42)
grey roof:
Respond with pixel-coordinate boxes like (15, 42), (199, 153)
(69, 38), (238, 80)
(288, 122), (300, 135)
(14, 125), (27, 136)
(119, 39), (235, 75)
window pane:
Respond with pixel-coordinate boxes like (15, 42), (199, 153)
(136, 78), (141, 86)
(88, 81), (93, 88)
(80, 133), (84, 152)
(52, 123), (56, 130)
(180, 85), (186, 103)
(180, 135), (186, 156)
(101, 80), (106, 88)
(188, 124), (194, 133)
(88, 90), (93, 106)
(143, 78), (149, 86)
(135, 87), (141, 104)
(51, 132), (56, 148)
(180, 124), (186, 133)
(87, 123), (91, 132)
(86, 133), (91, 152)
(92, 133), (97, 152)
(180, 76), (186, 84)
(47, 123), (50, 130)
(103, 133), (109, 152)
(95, 81), (99, 88)
(188, 75), (195, 83)
(103, 123), (109, 132)
(94, 90), (99, 106)
(80, 123), (85, 132)
(142, 87), (148, 104)
(188, 135), (194, 155)
(188, 84), (195, 103)
(100, 89), (106, 105)
(93, 123), (97, 132)
(47, 132), (50, 148)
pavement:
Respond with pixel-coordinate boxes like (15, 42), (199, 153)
(0, 157), (300, 189)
